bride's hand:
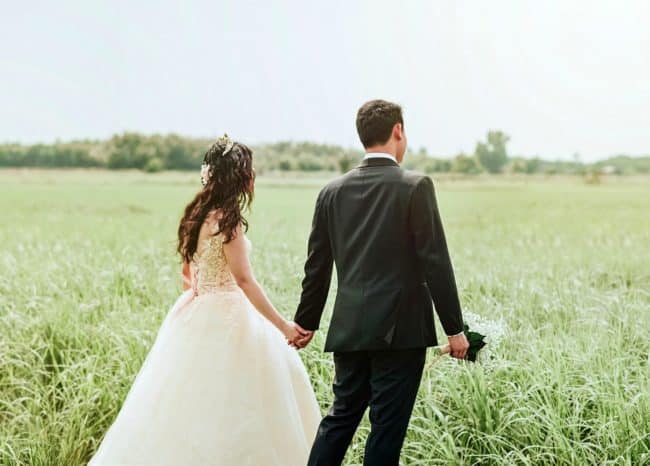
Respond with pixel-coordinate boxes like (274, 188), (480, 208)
(281, 321), (308, 343)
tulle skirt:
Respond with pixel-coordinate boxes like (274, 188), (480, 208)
(88, 288), (321, 466)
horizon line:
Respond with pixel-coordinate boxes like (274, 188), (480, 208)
(1, 132), (648, 164)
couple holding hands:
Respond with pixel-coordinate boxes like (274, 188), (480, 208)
(89, 99), (469, 466)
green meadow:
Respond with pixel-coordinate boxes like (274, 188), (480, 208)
(1, 169), (648, 465)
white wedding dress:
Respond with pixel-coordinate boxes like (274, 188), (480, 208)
(88, 227), (320, 466)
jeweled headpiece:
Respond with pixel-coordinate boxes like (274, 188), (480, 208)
(201, 133), (235, 186)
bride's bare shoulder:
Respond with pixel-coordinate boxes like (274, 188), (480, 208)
(196, 209), (224, 242)
(205, 209), (224, 231)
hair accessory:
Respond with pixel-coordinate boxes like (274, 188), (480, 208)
(201, 133), (236, 186)
(200, 162), (210, 186)
(216, 133), (235, 157)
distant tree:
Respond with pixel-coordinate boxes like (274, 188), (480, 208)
(338, 153), (356, 173)
(106, 133), (157, 169)
(277, 159), (292, 171)
(0, 141), (101, 167)
(475, 131), (509, 173)
(511, 157), (543, 174)
(297, 155), (325, 171)
(144, 157), (164, 173)
(524, 157), (542, 174)
(432, 159), (452, 173)
(452, 153), (481, 174)
(3, 130), (646, 175)
(594, 155), (650, 175)
(162, 134), (202, 169)
(418, 158), (452, 173)
(511, 159), (527, 173)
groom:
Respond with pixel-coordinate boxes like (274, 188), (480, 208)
(292, 99), (469, 466)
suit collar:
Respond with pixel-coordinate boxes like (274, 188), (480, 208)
(358, 157), (400, 168)
(363, 152), (397, 163)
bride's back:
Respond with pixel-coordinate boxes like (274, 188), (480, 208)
(190, 213), (239, 294)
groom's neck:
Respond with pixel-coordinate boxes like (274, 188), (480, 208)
(365, 144), (399, 160)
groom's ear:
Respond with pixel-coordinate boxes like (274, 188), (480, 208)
(393, 123), (404, 140)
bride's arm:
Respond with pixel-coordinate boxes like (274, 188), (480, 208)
(223, 226), (305, 342)
(181, 261), (192, 290)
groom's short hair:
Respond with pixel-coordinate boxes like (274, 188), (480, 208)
(356, 99), (404, 149)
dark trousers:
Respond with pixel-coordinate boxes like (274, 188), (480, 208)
(307, 348), (426, 466)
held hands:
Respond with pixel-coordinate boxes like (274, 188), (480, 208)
(447, 332), (470, 359)
(281, 321), (315, 350)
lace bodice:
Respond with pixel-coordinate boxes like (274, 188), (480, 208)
(189, 229), (251, 295)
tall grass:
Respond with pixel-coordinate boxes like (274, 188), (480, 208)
(1, 170), (648, 465)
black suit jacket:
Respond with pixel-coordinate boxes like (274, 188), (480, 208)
(294, 157), (464, 352)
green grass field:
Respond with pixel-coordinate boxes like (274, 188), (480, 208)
(1, 169), (648, 465)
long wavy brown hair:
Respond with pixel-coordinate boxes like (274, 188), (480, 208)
(177, 138), (255, 263)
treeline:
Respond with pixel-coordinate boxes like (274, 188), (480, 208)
(1, 131), (648, 175)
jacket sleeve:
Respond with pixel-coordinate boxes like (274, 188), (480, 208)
(408, 176), (464, 336)
(294, 189), (333, 330)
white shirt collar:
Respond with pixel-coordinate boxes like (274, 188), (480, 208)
(363, 152), (397, 163)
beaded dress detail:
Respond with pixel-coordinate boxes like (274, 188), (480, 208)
(190, 232), (242, 294)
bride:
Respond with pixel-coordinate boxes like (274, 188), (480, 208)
(88, 135), (321, 466)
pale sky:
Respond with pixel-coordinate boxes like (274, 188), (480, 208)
(1, 0), (648, 161)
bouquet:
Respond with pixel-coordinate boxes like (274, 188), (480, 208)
(431, 324), (487, 362)
(428, 311), (506, 366)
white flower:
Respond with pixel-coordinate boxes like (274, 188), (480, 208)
(200, 163), (211, 186)
(463, 310), (507, 364)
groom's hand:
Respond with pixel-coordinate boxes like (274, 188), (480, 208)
(289, 323), (315, 350)
(447, 332), (469, 359)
